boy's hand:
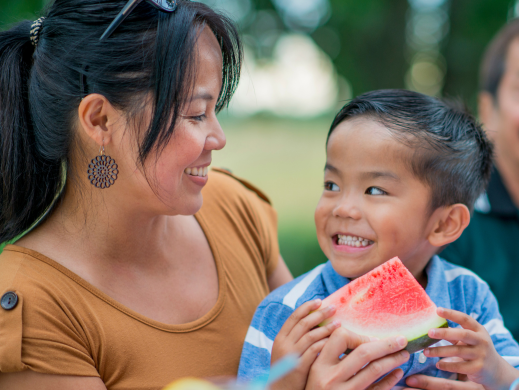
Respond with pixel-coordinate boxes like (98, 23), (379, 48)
(423, 307), (519, 390)
(404, 374), (484, 390)
(270, 299), (341, 390)
(306, 327), (410, 390)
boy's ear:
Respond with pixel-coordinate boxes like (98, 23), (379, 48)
(427, 204), (471, 247)
(77, 93), (116, 147)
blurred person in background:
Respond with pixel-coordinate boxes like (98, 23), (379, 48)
(441, 20), (519, 344)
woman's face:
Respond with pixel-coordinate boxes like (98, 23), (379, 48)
(112, 27), (225, 216)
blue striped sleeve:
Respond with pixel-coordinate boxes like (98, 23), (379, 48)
(238, 302), (294, 381)
(238, 263), (328, 381)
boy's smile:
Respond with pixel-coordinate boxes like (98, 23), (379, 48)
(315, 117), (439, 286)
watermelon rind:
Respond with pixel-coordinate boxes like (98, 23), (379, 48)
(405, 321), (448, 353)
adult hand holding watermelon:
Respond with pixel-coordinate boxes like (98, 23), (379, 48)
(306, 327), (410, 390)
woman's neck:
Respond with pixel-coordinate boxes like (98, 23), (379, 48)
(19, 179), (190, 273)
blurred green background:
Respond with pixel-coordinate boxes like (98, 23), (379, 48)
(0, 0), (515, 276)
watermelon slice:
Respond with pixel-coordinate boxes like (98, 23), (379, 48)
(320, 257), (447, 353)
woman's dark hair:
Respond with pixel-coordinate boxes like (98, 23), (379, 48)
(327, 89), (493, 211)
(480, 18), (519, 101)
(0, 0), (242, 243)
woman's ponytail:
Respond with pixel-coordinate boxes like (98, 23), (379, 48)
(0, 21), (63, 243)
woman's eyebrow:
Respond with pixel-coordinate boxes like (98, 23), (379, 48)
(188, 92), (214, 102)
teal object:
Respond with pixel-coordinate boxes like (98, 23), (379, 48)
(249, 354), (299, 390)
(509, 377), (519, 390)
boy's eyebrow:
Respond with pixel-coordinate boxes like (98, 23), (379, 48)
(324, 163), (338, 173)
(362, 171), (400, 181)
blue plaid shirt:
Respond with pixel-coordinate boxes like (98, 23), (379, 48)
(238, 256), (519, 386)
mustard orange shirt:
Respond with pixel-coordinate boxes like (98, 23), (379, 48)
(0, 169), (279, 390)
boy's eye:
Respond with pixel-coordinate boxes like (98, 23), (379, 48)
(324, 182), (340, 192)
(366, 186), (386, 195)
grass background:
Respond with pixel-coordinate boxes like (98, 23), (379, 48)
(214, 114), (333, 277)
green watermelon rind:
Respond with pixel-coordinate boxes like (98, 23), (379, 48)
(405, 321), (448, 353)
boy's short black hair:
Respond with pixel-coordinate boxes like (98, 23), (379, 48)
(327, 89), (493, 211)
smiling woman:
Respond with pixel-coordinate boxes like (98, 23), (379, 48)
(0, 1), (292, 389)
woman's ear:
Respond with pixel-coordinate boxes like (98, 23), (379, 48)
(78, 94), (117, 147)
(427, 204), (471, 247)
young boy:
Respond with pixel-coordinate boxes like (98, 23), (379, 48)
(238, 90), (519, 390)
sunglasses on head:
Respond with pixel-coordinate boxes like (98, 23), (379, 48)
(100, 0), (177, 41)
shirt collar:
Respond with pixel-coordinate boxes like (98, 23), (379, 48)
(321, 260), (350, 295)
(424, 255), (451, 310)
(474, 167), (516, 217)
(320, 256), (451, 309)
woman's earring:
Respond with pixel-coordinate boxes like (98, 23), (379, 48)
(87, 145), (119, 189)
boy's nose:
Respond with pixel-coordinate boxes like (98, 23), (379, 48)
(332, 201), (362, 220)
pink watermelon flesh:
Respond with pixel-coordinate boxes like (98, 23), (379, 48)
(320, 257), (447, 353)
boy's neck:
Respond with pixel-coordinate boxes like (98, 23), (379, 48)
(415, 268), (428, 289)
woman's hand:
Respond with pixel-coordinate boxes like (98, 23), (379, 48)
(270, 299), (340, 390)
(306, 327), (410, 390)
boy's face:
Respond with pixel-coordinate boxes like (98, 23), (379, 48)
(315, 117), (437, 283)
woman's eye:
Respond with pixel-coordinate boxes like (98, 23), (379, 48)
(324, 182), (340, 192)
(191, 114), (206, 122)
(366, 187), (386, 195)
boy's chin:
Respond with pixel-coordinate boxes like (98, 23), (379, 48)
(330, 256), (383, 280)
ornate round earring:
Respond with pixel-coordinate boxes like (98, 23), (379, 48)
(87, 145), (119, 189)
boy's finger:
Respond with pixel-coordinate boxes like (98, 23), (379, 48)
(345, 349), (409, 388)
(437, 308), (482, 332)
(424, 345), (477, 360)
(297, 338), (328, 374)
(287, 304), (337, 342)
(295, 320), (340, 353)
(278, 299), (322, 337)
(366, 368), (404, 390)
(334, 336), (409, 379)
(317, 327), (371, 365)
(428, 327), (481, 346)
(436, 358), (472, 375)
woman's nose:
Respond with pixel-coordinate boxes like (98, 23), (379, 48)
(206, 118), (226, 151)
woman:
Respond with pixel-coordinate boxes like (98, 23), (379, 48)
(0, 1), (292, 388)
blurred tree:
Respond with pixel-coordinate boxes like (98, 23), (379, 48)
(312, 0), (409, 95)
(0, 0), (46, 28)
(443, 0), (511, 108)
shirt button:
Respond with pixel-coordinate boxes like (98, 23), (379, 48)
(1, 292), (18, 310)
(418, 352), (427, 363)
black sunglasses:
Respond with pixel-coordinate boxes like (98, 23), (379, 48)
(100, 0), (177, 41)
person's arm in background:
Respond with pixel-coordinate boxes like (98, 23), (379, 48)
(268, 255), (293, 291)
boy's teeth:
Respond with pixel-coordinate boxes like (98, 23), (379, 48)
(337, 234), (373, 247)
(184, 166), (209, 177)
